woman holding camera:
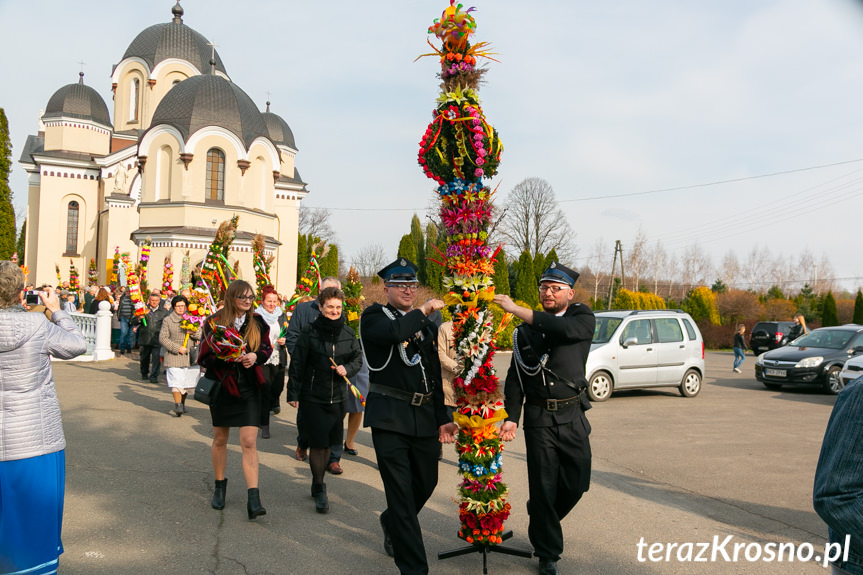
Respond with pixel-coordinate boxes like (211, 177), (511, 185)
(0, 261), (87, 574)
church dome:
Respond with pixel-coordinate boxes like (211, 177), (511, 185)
(121, 3), (227, 76)
(43, 73), (111, 127)
(149, 74), (269, 149)
(261, 106), (297, 149)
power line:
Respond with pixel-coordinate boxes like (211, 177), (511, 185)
(300, 157), (863, 212)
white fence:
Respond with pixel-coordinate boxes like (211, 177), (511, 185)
(62, 301), (115, 362)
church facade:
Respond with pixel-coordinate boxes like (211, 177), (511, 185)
(18, 3), (307, 292)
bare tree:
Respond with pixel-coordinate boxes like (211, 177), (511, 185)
(718, 250), (741, 289)
(497, 177), (575, 263)
(298, 205), (337, 242)
(742, 246), (771, 292)
(680, 243), (713, 293)
(769, 254), (794, 296)
(351, 243), (388, 279)
(810, 252), (836, 296)
(624, 227), (648, 291)
(585, 237), (608, 304)
(647, 241), (669, 296)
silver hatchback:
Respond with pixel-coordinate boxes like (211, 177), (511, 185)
(586, 310), (706, 402)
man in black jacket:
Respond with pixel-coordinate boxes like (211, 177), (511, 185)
(360, 258), (458, 574)
(493, 262), (595, 575)
(133, 291), (170, 383)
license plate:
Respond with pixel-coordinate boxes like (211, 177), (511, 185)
(765, 368), (786, 377)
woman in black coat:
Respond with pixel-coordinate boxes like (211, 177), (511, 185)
(288, 287), (362, 513)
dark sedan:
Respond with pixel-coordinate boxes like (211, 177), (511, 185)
(754, 325), (863, 394)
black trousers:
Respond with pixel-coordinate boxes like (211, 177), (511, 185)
(139, 345), (161, 381)
(524, 412), (592, 561)
(260, 364), (286, 426)
(372, 428), (440, 575)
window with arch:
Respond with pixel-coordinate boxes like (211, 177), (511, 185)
(205, 148), (225, 201)
(129, 77), (140, 122)
(66, 201), (79, 254)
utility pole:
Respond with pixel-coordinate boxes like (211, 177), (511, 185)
(607, 240), (625, 310)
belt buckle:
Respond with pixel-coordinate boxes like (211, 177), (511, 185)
(411, 392), (424, 407)
(546, 398), (558, 412)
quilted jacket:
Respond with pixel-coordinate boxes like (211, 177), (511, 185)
(0, 307), (87, 461)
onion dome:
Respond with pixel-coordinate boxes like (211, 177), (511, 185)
(43, 72), (111, 128)
(121, 2), (227, 76)
(149, 75), (268, 149)
(261, 102), (297, 149)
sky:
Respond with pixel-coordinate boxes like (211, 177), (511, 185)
(2, 0), (863, 293)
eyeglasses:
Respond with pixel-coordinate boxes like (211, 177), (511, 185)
(539, 285), (568, 294)
(235, 295), (255, 301)
(386, 284), (419, 292)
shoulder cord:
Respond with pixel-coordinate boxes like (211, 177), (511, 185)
(358, 307), (422, 373)
(512, 327), (547, 376)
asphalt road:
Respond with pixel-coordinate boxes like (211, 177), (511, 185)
(50, 351), (836, 574)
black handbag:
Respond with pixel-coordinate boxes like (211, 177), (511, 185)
(194, 373), (221, 405)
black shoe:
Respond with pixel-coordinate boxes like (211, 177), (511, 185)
(312, 483), (329, 514)
(538, 558), (559, 575)
(260, 425), (271, 439)
(247, 488), (266, 520)
(212, 478), (227, 510)
(149, 378), (159, 384)
(439, 445), (443, 461)
(140, 375), (148, 381)
(181, 395), (188, 413)
(380, 513), (394, 557)
(271, 406), (281, 415)
(343, 442), (358, 456)
(173, 403), (183, 417)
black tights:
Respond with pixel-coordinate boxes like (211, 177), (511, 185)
(309, 447), (330, 485)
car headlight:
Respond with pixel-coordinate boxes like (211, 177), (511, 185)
(755, 354), (765, 366)
(795, 356), (823, 368)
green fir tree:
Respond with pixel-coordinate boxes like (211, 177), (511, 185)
(425, 223), (443, 292)
(0, 108), (15, 260)
(532, 252), (545, 285)
(854, 290), (863, 325)
(397, 234), (417, 263)
(410, 214), (426, 284)
(493, 250), (509, 296)
(821, 291), (839, 327)
(514, 250), (538, 308)
(16, 218), (25, 261)
(320, 243), (339, 279)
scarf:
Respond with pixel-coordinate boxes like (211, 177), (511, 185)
(313, 313), (345, 340)
(256, 305), (282, 365)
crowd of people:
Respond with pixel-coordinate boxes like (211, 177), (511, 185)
(18, 257), (861, 575)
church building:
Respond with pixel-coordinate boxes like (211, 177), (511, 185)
(18, 2), (307, 291)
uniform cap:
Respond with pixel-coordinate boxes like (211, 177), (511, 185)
(377, 258), (419, 283)
(539, 261), (579, 287)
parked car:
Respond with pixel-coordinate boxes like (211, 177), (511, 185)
(586, 309), (705, 402)
(754, 325), (863, 394)
(839, 355), (863, 388)
(749, 321), (796, 355)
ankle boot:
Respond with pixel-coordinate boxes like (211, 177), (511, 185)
(260, 425), (270, 439)
(212, 478), (227, 510)
(181, 393), (188, 413)
(247, 488), (267, 520)
(312, 483), (329, 514)
(173, 403), (183, 417)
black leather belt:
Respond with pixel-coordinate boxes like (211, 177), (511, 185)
(370, 384), (434, 406)
(525, 392), (582, 412)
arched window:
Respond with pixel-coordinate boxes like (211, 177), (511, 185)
(129, 78), (140, 122)
(205, 148), (225, 201)
(66, 201), (79, 254)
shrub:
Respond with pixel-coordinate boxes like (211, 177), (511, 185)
(716, 289), (764, 325)
(683, 286), (720, 325)
(763, 298), (795, 321)
(611, 288), (666, 310)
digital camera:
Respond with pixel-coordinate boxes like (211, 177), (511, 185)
(25, 290), (42, 305)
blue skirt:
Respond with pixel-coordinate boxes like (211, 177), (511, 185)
(0, 450), (65, 575)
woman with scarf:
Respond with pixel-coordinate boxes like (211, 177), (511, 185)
(287, 287), (362, 513)
(255, 286), (288, 439)
(198, 280), (273, 520)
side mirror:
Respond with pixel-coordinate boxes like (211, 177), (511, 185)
(854, 346), (863, 354)
(622, 337), (638, 348)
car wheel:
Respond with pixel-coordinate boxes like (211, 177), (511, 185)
(588, 371), (613, 402)
(823, 366), (844, 395)
(763, 382), (783, 390)
(679, 369), (701, 397)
